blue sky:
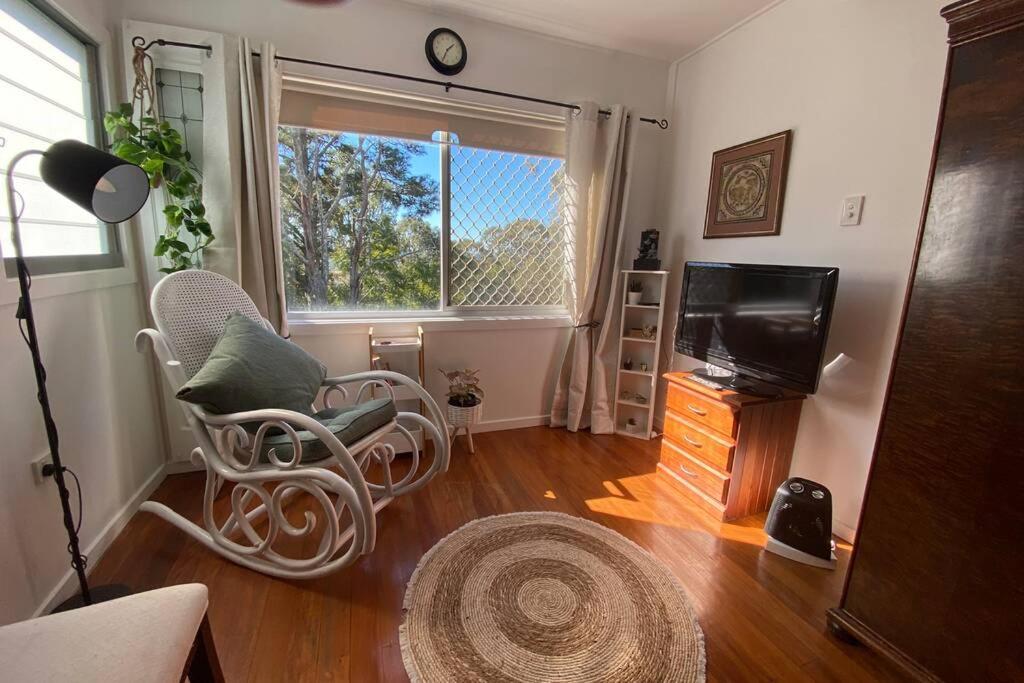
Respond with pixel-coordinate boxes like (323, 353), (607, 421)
(400, 137), (562, 237)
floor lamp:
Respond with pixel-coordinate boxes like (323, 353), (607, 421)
(5, 140), (150, 611)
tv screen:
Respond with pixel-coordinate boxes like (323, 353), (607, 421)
(675, 262), (839, 393)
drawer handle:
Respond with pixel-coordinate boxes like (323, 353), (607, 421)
(683, 434), (703, 448)
(686, 403), (707, 416)
(679, 465), (699, 478)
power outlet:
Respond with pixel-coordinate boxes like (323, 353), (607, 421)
(31, 453), (53, 484)
(840, 195), (865, 226)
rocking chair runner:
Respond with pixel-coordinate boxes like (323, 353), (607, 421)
(135, 270), (450, 579)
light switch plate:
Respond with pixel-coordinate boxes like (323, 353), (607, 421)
(840, 195), (865, 226)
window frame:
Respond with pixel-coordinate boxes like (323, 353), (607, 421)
(2, 0), (122, 278)
(281, 121), (571, 323)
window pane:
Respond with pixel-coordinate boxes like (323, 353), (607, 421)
(0, 0), (114, 263)
(278, 127), (441, 312)
(448, 147), (568, 307)
(155, 67), (204, 173)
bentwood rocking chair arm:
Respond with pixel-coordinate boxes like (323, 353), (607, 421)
(322, 369), (452, 473)
(199, 407), (374, 498)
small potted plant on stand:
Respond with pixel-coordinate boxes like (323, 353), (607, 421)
(440, 368), (484, 454)
(627, 280), (644, 305)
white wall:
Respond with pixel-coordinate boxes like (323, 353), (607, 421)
(296, 319), (568, 430)
(114, 0), (670, 426)
(0, 0), (165, 624)
(658, 0), (949, 539)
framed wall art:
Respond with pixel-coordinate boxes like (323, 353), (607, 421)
(703, 130), (792, 238)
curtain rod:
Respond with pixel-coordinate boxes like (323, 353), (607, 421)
(130, 36), (669, 129)
(132, 36), (213, 56)
(253, 51), (670, 129)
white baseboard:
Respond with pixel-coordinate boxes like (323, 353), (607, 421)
(472, 414), (550, 434)
(34, 464), (167, 617)
(832, 517), (857, 544)
(164, 459), (202, 475)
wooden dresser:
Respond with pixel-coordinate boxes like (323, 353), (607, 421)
(827, 2), (1024, 681)
(659, 372), (806, 521)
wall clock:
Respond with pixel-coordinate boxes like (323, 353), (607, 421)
(425, 27), (467, 76)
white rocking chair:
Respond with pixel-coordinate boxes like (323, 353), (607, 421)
(135, 270), (450, 579)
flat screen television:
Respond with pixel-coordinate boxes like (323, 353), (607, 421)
(675, 262), (839, 394)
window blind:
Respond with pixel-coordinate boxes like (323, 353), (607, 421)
(279, 77), (565, 158)
(0, 0), (116, 269)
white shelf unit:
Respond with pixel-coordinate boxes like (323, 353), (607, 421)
(613, 270), (669, 440)
(369, 326), (425, 453)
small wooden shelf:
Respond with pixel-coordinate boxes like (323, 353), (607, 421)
(616, 399), (651, 409)
(369, 326), (425, 454)
(621, 336), (656, 344)
(371, 336), (422, 352)
(624, 303), (660, 309)
(616, 428), (650, 440)
(619, 369), (653, 377)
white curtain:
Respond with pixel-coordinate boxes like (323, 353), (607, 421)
(550, 103), (638, 433)
(237, 39), (289, 336)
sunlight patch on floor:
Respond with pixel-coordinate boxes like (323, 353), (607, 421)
(580, 475), (769, 548)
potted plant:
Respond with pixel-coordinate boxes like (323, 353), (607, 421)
(627, 280), (644, 305)
(440, 369), (484, 442)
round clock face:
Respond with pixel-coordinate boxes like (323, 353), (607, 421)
(426, 28), (466, 76)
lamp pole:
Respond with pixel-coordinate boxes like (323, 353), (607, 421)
(7, 150), (93, 606)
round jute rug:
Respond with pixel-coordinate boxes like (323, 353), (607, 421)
(400, 511), (706, 682)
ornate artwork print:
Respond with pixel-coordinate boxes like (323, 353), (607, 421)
(717, 152), (773, 223)
(704, 130), (792, 238)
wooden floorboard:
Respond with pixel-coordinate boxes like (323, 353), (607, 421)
(89, 427), (908, 682)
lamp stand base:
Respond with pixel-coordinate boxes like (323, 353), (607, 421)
(51, 584), (133, 613)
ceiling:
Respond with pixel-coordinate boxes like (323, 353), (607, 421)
(397, 0), (780, 62)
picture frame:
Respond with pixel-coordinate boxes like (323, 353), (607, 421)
(703, 130), (792, 238)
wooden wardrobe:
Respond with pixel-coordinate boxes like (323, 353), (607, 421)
(827, 1), (1024, 681)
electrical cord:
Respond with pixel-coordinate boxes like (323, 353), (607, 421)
(66, 467), (84, 536)
(41, 462), (88, 567)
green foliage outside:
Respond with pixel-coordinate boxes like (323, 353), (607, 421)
(279, 127), (439, 311)
(278, 127), (568, 311)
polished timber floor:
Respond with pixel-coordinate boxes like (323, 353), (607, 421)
(91, 427), (906, 682)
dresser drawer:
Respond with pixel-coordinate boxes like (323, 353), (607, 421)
(660, 438), (730, 504)
(663, 412), (734, 473)
(666, 382), (737, 437)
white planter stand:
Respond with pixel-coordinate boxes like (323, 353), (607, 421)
(448, 402), (482, 454)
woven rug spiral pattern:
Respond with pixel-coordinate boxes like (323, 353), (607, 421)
(400, 512), (705, 682)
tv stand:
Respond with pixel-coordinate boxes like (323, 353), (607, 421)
(658, 372), (806, 521)
(690, 368), (783, 398)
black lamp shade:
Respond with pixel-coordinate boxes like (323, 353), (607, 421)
(39, 139), (150, 223)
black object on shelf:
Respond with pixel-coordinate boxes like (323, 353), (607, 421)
(633, 229), (661, 270)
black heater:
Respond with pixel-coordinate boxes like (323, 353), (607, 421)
(764, 477), (837, 569)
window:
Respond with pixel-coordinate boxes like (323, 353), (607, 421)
(278, 83), (568, 316)
(155, 68), (204, 173)
(0, 0), (117, 275)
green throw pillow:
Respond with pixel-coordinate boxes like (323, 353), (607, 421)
(176, 313), (326, 415)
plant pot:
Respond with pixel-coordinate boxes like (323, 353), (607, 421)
(448, 400), (482, 428)
(627, 291), (643, 305)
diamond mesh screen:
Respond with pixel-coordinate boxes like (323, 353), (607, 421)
(448, 147), (568, 307)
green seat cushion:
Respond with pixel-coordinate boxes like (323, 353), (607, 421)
(176, 313), (326, 415)
(258, 398), (398, 463)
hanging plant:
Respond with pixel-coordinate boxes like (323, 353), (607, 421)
(102, 43), (213, 273)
